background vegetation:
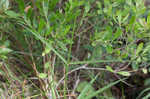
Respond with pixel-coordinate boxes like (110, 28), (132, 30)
(1, 0), (150, 99)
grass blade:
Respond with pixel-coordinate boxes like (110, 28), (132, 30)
(86, 78), (126, 99)
(77, 74), (99, 99)
(25, 27), (67, 64)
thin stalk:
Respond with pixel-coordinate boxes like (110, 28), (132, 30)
(69, 59), (129, 65)
(64, 16), (77, 99)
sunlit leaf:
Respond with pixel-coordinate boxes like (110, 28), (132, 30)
(142, 68), (148, 74)
(113, 28), (122, 40)
(5, 10), (20, 18)
(0, 47), (12, 54)
(106, 66), (114, 72)
(117, 71), (131, 76)
(136, 43), (144, 56)
(85, 2), (90, 13)
(39, 73), (47, 79)
(42, 45), (51, 56)
(44, 62), (50, 69)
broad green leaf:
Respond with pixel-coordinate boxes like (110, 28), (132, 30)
(0, 47), (12, 54)
(5, 10), (20, 18)
(39, 73), (47, 79)
(136, 57), (142, 63)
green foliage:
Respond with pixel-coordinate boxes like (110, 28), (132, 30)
(77, 77), (125, 99)
(1, 0), (150, 98)
(5, 10), (20, 18)
(39, 73), (47, 79)
(137, 87), (150, 99)
(106, 66), (131, 76)
(89, 0), (150, 71)
(0, 41), (12, 59)
(76, 81), (95, 97)
(0, 0), (9, 12)
(16, 0), (25, 13)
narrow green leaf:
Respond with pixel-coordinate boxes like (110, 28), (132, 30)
(142, 44), (150, 54)
(104, 26), (113, 40)
(25, 27), (67, 64)
(147, 13), (150, 25)
(106, 45), (113, 54)
(38, 18), (46, 33)
(16, 0), (25, 13)
(85, 2), (90, 13)
(77, 75), (98, 99)
(86, 78), (126, 99)
(117, 71), (131, 76)
(106, 66), (114, 72)
(69, 59), (124, 65)
(76, 81), (95, 93)
(42, 45), (51, 56)
(122, 14), (129, 23)
(113, 28), (122, 40)
(129, 15), (136, 27)
(136, 87), (150, 99)
(142, 94), (150, 99)
(136, 43), (144, 56)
